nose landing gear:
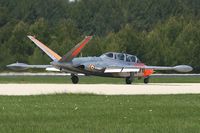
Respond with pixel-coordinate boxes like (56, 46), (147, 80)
(144, 77), (149, 84)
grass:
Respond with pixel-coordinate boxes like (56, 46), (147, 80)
(0, 76), (200, 83)
(0, 94), (200, 132)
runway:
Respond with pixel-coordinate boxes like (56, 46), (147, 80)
(0, 83), (200, 96)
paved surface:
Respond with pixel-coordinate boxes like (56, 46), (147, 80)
(0, 83), (200, 96)
(1, 72), (200, 77)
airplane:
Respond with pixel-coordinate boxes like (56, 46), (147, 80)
(7, 35), (193, 84)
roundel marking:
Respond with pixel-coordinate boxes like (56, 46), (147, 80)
(88, 64), (95, 70)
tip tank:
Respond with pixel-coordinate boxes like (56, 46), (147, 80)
(173, 65), (193, 72)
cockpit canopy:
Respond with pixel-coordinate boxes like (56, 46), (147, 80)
(102, 52), (141, 63)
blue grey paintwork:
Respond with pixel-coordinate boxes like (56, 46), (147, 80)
(50, 52), (142, 78)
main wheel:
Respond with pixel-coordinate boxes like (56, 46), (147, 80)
(125, 77), (133, 84)
(71, 75), (79, 84)
(144, 77), (149, 84)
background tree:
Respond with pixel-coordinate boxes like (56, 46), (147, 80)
(0, 0), (199, 72)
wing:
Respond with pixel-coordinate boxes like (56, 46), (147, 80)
(104, 67), (140, 73)
(7, 63), (55, 71)
(139, 65), (193, 72)
(104, 65), (193, 73)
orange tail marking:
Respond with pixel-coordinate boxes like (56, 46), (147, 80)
(71, 36), (93, 57)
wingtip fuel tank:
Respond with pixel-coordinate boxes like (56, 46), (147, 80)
(173, 65), (193, 73)
(7, 63), (29, 71)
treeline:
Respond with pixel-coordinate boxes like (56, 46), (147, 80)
(0, 0), (199, 72)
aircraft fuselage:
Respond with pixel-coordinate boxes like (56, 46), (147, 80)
(51, 55), (150, 78)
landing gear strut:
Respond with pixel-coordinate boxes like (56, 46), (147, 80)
(71, 74), (79, 84)
(125, 73), (134, 84)
(144, 77), (150, 84)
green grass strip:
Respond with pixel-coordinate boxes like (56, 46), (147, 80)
(0, 94), (200, 132)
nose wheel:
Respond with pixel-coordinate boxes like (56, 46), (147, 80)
(71, 74), (79, 84)
(144, 77), (149, 84)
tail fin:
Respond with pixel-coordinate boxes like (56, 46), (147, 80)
(59, 36), (93, 62)
(27, 36), (61, 61)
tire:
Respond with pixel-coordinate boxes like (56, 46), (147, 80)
(71, 75), (79, 84)
(125, 77), (132, 84)
(144, 77), (149, 84)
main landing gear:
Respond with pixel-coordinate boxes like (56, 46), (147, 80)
(144, 76), (150, 84)
(125, 73), (134, 84)
(71, 74), (79, 84)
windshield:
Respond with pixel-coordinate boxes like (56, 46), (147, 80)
(102, 52), (139, 62)
(126, 55), (136, 62)
(116, 53), (125, 61)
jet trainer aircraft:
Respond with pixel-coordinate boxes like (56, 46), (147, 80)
(7, 35), (193, 84)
